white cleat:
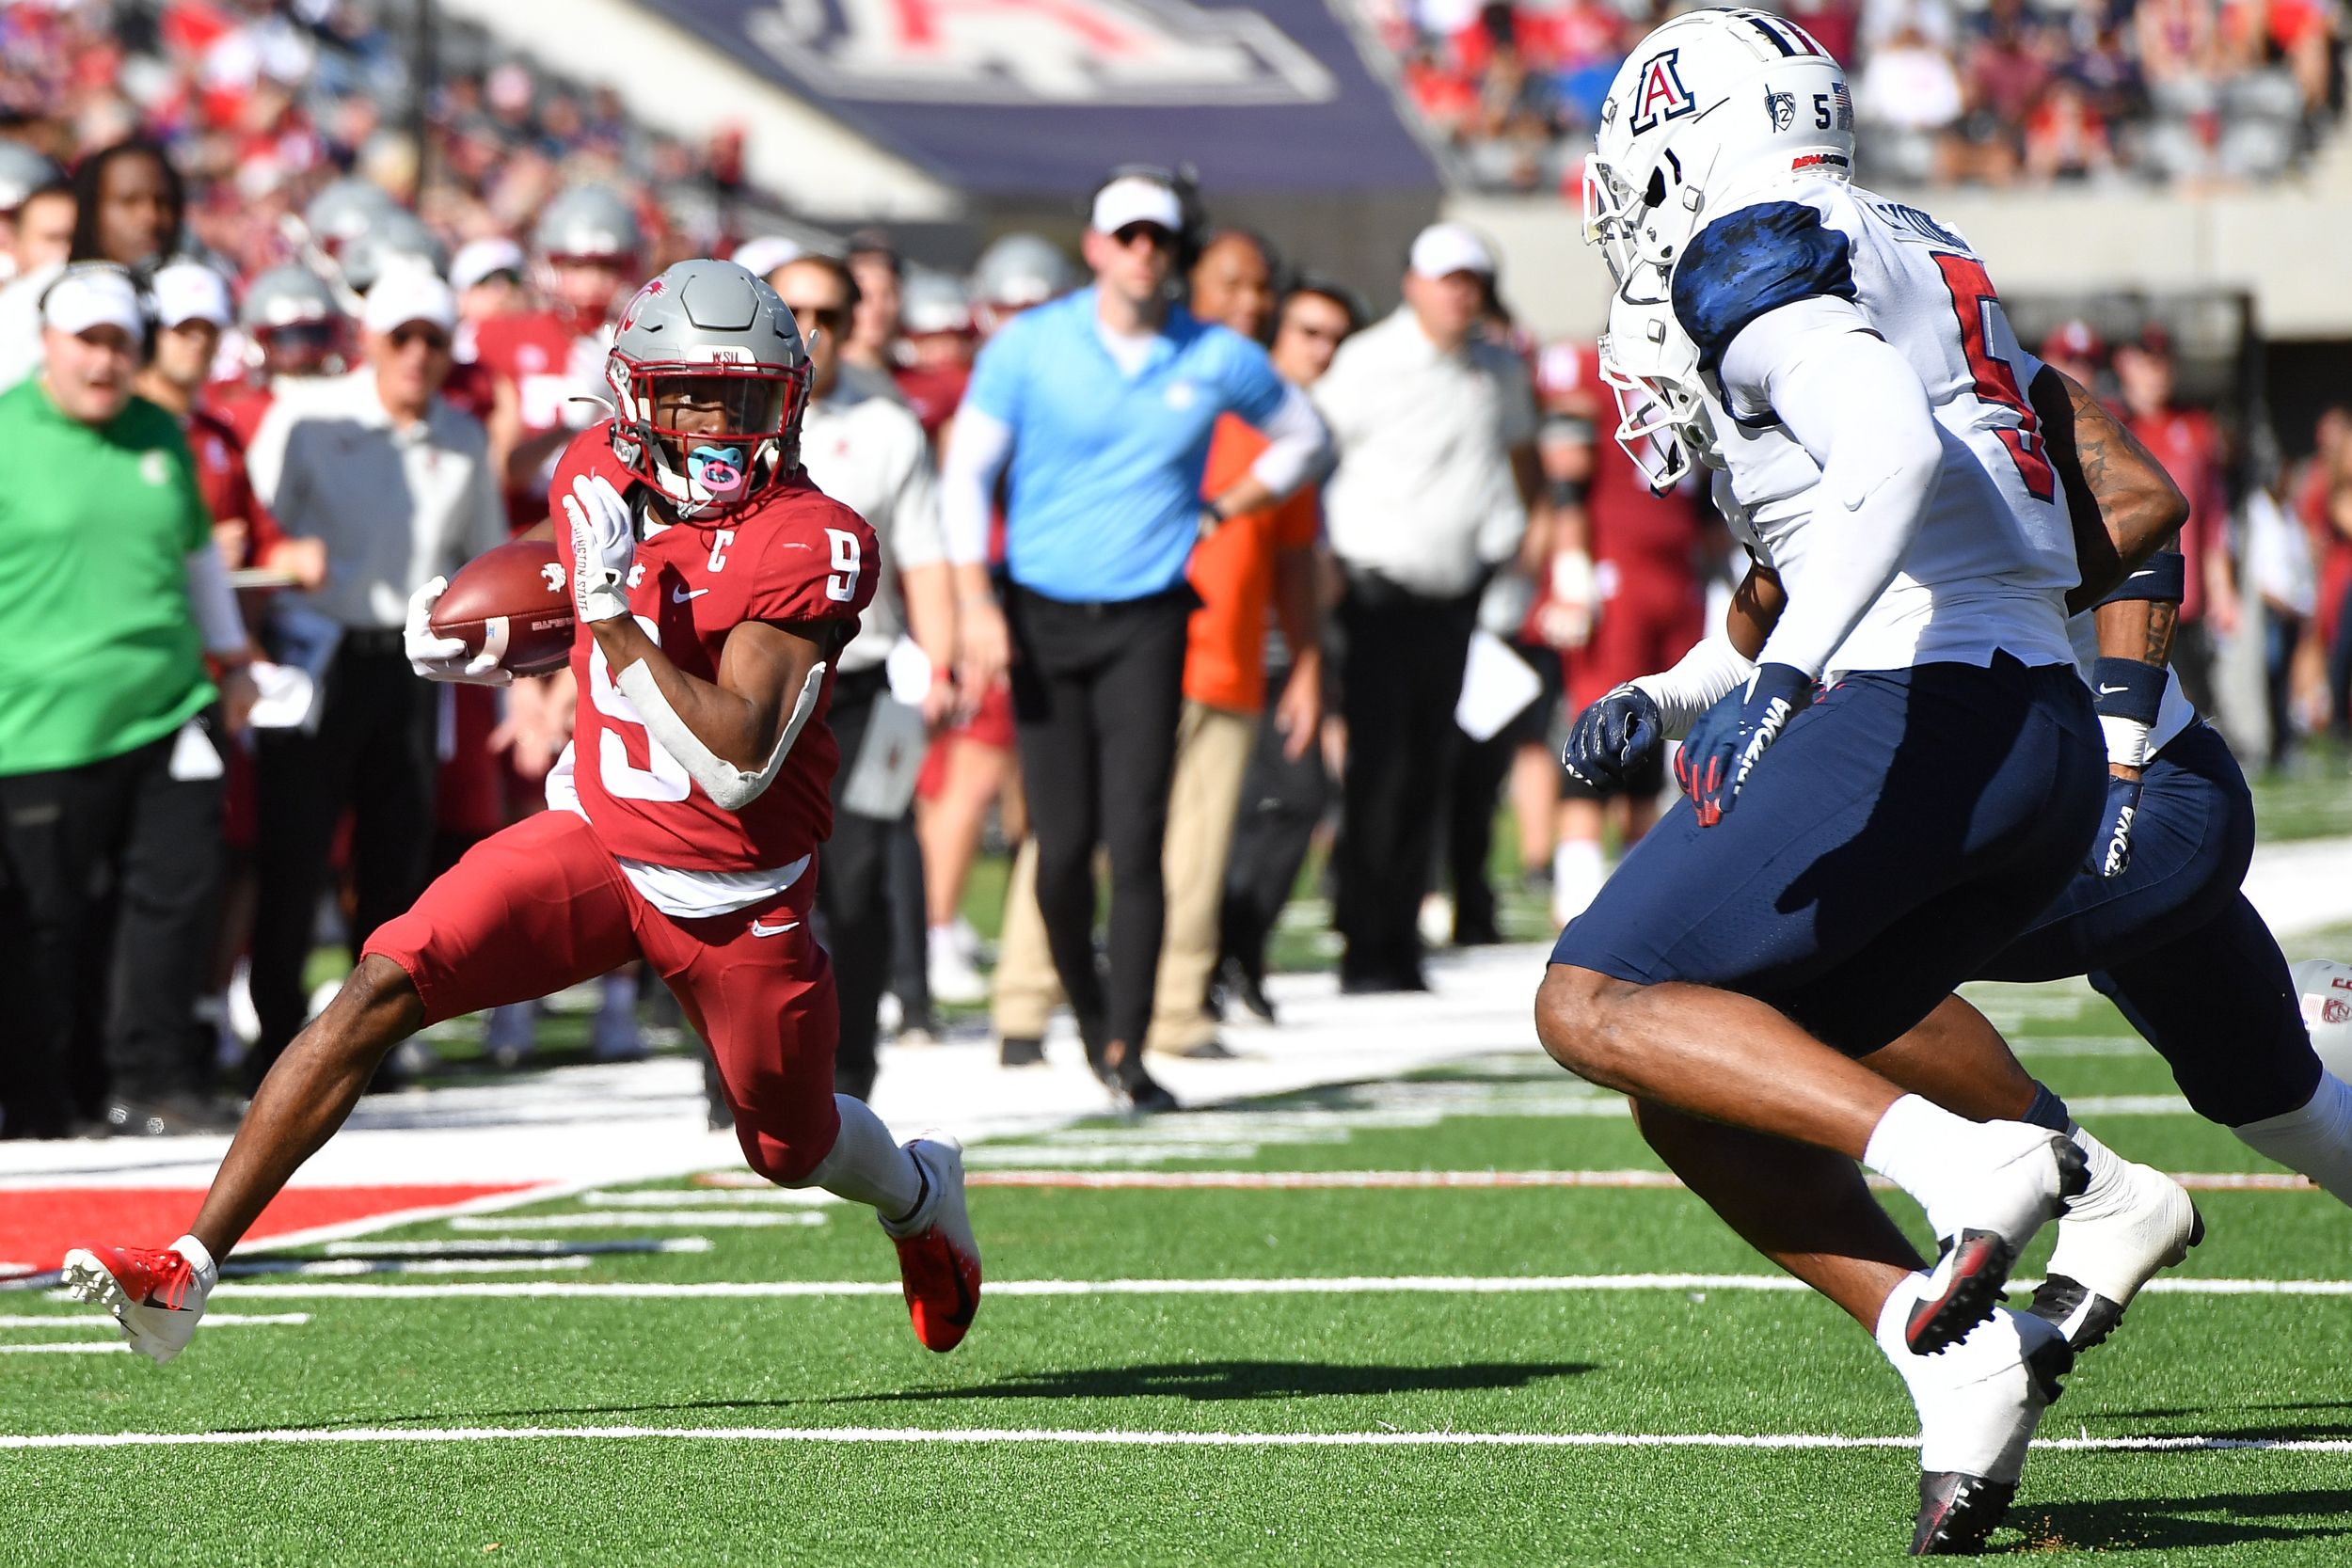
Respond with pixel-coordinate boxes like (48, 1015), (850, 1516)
(879, 1134), (981, 1353)
(2029, 1127), (2202, 1352)
(927, 927), (989, 1006)
(1882, 1302), (2073, 1555)
(59, 1242), (216, 1366)
(1907, 1121), (2088, 1355)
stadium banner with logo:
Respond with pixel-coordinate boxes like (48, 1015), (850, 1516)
(639, 0), (1442, 195)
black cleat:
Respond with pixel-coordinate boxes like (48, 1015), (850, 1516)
(1911, 1471), (2018, 1555)
(1908, 1135), (2088, 1355)
(997, 1036), (1045, 1069)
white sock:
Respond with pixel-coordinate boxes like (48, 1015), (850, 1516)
(2060, 1121), (2133, 1218)
(2235, 1071), (2352, 1205)
(801, 1095), (926, 1222)
(1862, 1094), (1986, 1237)
(1553, 840), (1605, 922)
(170, 1233), (220, 1290)
(1872, 1276), (2042, 1480)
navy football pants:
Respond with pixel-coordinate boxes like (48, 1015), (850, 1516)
(1978, 720), (2321, 1127)
(1550, 656), (2104, 1057)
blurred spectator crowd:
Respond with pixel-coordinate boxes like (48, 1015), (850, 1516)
(0, 5), (2344, 1147)
(1361, 0), (2346, 192)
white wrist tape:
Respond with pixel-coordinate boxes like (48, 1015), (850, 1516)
(2099, 714), (2153, 770)
(615, 658), (828, 811)
(1629, 635), (1756, 737)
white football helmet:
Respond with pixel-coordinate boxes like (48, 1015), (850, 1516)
(1597, 293), (1716, 495)
(1585, 8), (1853, 294)
(2293, 958), (2352, 1082)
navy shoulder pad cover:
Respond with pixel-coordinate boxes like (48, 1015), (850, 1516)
(1671, 201), (1857, 373)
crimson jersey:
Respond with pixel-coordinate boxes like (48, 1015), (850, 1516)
(2125, 404), (2228, 625)
(475, 310), (607, 438)
(184, 405), (283, 559)
(551, 426), (880, 874)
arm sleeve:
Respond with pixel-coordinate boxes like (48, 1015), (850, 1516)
(938, 404), (1012, 568)
(1244, 381), (1332, 499)
(183, 542), (249, 656)
(1721, 301), (1945, 680)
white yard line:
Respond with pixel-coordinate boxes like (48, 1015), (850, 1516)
(964, 1168), (2319, 1193)
(447, 1212), (825, 1230)
(0, 1313), (307, 1329)
(0, 1343), (129, 1355)
(1, 1423), (2344, 1454)
(181, 1273), (2352, 1302)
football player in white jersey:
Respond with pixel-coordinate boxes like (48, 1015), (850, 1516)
(1578, 284), (2352, 1551)
(1532, 9), (2194, 1551)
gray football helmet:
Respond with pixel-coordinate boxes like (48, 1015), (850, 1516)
(604, 259), (811, 517)
(970, 232), (1075, 326)
(303, 177), (398, 257)
(534, 183), (642, 261)
(0, 140), (59, 212)
(899, 270), (973, 337)
(239, 263), (346, 375)
(339, 207), (446, 295)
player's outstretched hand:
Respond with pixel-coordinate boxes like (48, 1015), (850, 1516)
(405, 577), (513, 687)
(1561, 683), (1663, 791)
(1678, 662), (1810, 827)
(562, 473), (635, 624)
(2087, 770), (2142, 879)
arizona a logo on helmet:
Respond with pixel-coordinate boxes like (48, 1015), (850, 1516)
(1628, 49), (1696, 135)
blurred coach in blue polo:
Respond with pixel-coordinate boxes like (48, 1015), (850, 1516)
(942, 170), (1329, 1112)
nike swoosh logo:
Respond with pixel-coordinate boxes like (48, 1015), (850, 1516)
(749, 919), (800, 938)
(2095, 684), (2129, 695)
(674, 587), (711, 603)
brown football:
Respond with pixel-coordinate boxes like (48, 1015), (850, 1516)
(428, 539), (575, 676)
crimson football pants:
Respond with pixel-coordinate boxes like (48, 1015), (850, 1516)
(364, 811), (841, 1182)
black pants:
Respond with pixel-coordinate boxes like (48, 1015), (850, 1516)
(1333, 578), (1481, 983)
(1219, 660), (1329, 983)
(819, 667), (900, 1101)
(1007, 583), (1192, 1055)
(246, 639), (436, 1085)
(0, 714), (226, 1134)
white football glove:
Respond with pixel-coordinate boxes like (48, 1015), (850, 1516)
(405, 576), (512, 687)
(563, 472), (635, 624)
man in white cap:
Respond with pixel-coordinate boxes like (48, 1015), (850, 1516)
(1312, 221), (1544, 993)
(0, 261), (260, 1137)
(449, 236), (527, 365)
(940, 167), (1329, 1110)
(240, 261), (505, 1091)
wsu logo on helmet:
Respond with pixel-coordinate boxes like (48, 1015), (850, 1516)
(1628, 48), (1697, 135)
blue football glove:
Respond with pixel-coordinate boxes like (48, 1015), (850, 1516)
(1676, 662), (1812, 827)
(2087, 770), (2142, 879)
(1561, 684), (1665, 792)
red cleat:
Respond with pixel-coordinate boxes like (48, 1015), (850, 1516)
(883, 1136), (981, 1353)
(60, 1241), (215, 1365)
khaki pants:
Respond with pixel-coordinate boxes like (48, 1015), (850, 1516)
(991, 700), (1255, 1053)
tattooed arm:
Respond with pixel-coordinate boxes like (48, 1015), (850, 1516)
(2032, 365), (2190, 613)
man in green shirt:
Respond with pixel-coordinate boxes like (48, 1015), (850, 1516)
(0, 262), (256, 1139)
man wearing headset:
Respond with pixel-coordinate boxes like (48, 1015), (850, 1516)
(941, 168), (1330, 1111)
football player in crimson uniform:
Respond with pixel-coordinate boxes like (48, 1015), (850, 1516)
(476, 184), (645, 529)
(63, 260), (982, 1368)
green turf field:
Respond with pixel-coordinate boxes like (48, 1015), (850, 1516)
(9, 951), (2352, 1566)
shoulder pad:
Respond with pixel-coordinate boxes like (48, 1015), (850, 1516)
(1671, 200), (1855, 373)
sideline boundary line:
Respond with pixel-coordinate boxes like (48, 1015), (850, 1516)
(180, 1273), (2352, 1301)
(962, 1169), (2319, 1193)
(4, 1424), (2346, 1454)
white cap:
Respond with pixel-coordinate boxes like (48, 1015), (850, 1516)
(732, 235), (803, 280)
(1408, 222), (1496, 280)
(41, 265), (145, 341)
(450, 236), (525, 293)
(361, 263), (457, 336)
(151, 261), (233, 329)
(1089, 176), (1183, 235)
